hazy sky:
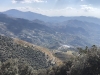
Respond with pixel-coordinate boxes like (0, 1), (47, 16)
(1, 0), (100, 17)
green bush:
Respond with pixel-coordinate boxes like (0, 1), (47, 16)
(70, 45), (100, 75)
(0, 59), (37, 75)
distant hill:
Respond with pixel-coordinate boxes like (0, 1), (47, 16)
(3, 9), (100, 24)
(0, 13), (100, 49)
(3, 9), (50, 22)
(0, 13), (53, 34)
(53, 20), (100, 47)
(0, 13), (62, 49)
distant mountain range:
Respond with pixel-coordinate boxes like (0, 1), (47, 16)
(3, 9), (100, 25)
(0, 9), (100, 49)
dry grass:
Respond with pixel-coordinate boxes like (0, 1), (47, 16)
(13, 38), (63, 66)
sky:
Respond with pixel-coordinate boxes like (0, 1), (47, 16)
(0, 0), (100, 17)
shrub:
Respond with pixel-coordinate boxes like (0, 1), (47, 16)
(0, 59), (37, 75)
(70, 45), (100, 75)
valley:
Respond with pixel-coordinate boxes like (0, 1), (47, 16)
(0, 9), (100, 75)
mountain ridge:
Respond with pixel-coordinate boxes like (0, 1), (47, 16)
(2, 9), (100, 25)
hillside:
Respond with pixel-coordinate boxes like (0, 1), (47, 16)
(0, 13), (62, 49)
(13, 38), (62, 65)
(0, 35), (62, 69)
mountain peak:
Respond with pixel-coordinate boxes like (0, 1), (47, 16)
(3, 9), (48, 21)
(5, 9), (22, 12)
